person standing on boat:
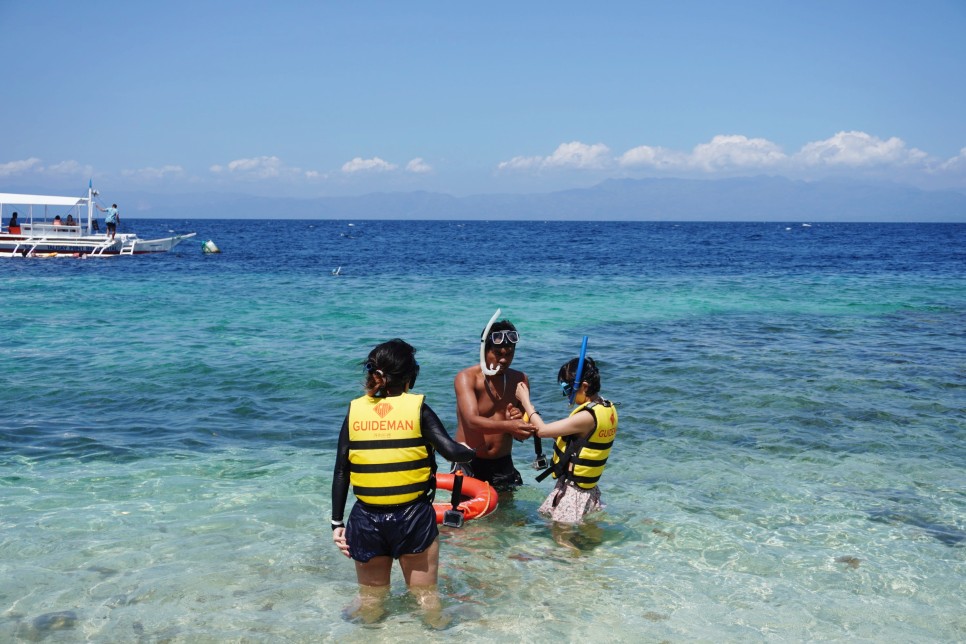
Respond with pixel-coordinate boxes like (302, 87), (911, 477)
(453, 318), (535, 492)
(97, 203), (119, 239)
(7, 211), (20, 234)
(331, 338), (474, 627)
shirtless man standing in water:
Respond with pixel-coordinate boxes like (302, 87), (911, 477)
(453, 318), (535, 491)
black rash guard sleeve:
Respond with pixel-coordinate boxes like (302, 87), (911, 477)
(330, 412), (351, 524)
(421, 402), (475, 464)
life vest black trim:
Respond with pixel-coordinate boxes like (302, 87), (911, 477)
(567, 474), (600, 485)
(351, 459), (433, 474)
(351, 481), (431, 498)
(348, 437), (427, 450)
(572, 455), (609, 468)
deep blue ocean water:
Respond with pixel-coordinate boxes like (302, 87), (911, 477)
(1, 219), (964, 642)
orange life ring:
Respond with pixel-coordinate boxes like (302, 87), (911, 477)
(433, 473), (498, 524)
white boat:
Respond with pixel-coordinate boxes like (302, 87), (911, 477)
(0, 185), (196, 258)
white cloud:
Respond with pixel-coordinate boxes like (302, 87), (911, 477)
(938, 147), (966, 172)
(209, 156), (325, 181)
(0, 157), (91, 182)
(210, 155), (290, 179)
(545, 142), (611, 169)
(0, 157), (42, 176)
(45, 160), (94, 177)
(406, 158), (432, 174)
(496, 154), (544, 171)
(619, 145), (689, 170)
(795, 131), (928, 167)
(498, 141), (612, 172)
(620, 136), (785, 172)
(691, 135), (787, 170)
(8, 130), (960, 196)
(502, 138), (783, 175)
(122, 165), (185, 180)
(341, 157), (397, 173)
(502, 137), (783, 175)
(615, 131), (945, 182)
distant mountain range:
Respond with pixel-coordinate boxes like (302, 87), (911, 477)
(14, 176), (966, 221)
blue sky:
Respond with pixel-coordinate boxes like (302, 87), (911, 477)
(2, 1), (965, 199)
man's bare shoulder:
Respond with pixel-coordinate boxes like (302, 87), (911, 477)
(456, 364), (482, 377)
(455, 365), (484, 388)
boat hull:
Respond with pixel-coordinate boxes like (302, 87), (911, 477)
(0, 232), (196, 257)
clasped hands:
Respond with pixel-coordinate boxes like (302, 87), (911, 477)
(506, 399), (536, 440)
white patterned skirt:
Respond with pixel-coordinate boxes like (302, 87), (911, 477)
(538, 479), (603, 524)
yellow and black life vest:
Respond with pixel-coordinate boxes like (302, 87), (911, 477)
(549, 400), (618, 489)
(348, 392), (434, 505)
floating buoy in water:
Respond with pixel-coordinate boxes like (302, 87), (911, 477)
(433, 473), (498, 524)
(202, 240), (220, 254)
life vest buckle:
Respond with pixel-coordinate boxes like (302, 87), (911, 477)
(442, 470), (466, 527)
(441, 508), (465, 528)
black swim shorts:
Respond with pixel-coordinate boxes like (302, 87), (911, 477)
(345, 500), (438, 563)
(453, 454), (523, 491)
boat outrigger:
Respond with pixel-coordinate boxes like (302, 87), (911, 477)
(0, 185), (196, 258)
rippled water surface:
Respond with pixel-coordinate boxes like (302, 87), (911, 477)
(1, 220), (964, 642)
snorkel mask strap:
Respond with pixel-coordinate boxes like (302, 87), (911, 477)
(480, 308), (502, 376)
(569, 336), (589, 405)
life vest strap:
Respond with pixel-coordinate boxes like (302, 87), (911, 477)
(448, 470), (464, 508)
(537, 426), (595, 484)
(535, 464), (555, 482)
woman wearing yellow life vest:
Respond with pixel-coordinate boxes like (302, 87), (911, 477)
(516, 356), (618, 524)
(331, 339), (474, 625)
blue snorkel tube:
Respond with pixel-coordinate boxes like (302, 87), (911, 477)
(569, 336), (589, 405)
(534, 335), (590, 481)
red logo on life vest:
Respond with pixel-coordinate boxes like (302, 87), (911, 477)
(374, 402), (393, 418)
(598, 427), (616, 438)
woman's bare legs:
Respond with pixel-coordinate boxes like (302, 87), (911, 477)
(346, 556), (392, 623)
(400, 539), (448, 628)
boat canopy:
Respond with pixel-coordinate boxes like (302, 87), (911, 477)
(0, 193), (87, 207)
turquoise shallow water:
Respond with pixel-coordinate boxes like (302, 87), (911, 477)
(1, 220), (964, 642)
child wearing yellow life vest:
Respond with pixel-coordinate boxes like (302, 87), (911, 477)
(516, 356), (618, 524)
(331, 339), (474, 625)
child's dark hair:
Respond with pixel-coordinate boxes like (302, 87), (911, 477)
(363, 338), (419, 397)
(558, 356), (601, 396)
(484, 319), (517, 348)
